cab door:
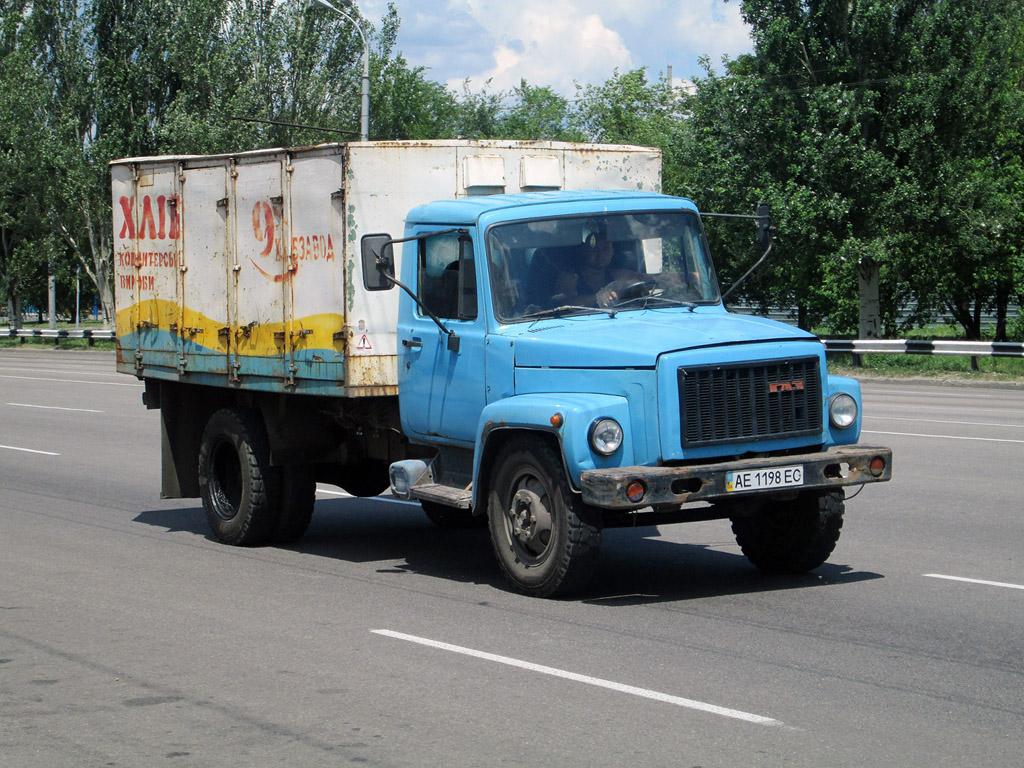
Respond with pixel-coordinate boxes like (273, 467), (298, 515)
(398, 229), (486, 446)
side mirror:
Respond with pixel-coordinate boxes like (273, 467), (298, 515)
(361, 233), (395, 291)
(756, 202), (772, 252)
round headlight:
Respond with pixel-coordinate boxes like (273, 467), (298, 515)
(589, 418), (623, 456)
(829, 393), (858, 429)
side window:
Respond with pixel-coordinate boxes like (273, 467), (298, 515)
(417, 233), (477, 320)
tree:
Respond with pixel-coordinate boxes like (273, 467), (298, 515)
(501, 80), (577, 140)
(371, 54), (459, 140)
(0, 0), (389, 325)
(571, 69), (690, 193)
(687, 0), (1024, 337)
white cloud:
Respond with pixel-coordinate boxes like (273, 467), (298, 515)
(457, 5), (633, 93)
(669, 0), (752, 70)
(359, 0), (753, 94)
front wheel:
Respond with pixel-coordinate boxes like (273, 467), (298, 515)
(198, 408), (280, 546)
(487, 438), (601, 597)
(729, 490), (845, 574)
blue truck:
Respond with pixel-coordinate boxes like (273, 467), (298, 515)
(113, 140), (891, 597)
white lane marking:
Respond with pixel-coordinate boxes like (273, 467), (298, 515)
(863, 430), (1024, 445)
(924, 574), (1024, 591)
(861, 387), (994, 398)
(0, 443), (61, 456)
(315, 486), (352, 497)
(7, 402), (103, 413)
(0, 374), (142, 387)
(0, 364), (123, 378)
(867, 416), (1024, 430)
(315, 487), (416, 505)
(372, 629), (783, 726)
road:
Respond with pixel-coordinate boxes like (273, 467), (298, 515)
(1, 349), (1021, 767)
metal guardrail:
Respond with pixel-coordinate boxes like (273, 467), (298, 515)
(1, 327), (116, 346)
(733, 303), (1020, 330)
(2, 327), (1021, 357)
(823, 339), (1024, 358)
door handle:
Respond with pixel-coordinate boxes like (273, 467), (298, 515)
(402, 338), (423, 349)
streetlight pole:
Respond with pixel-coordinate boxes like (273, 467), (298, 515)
(312, 0), (370, 142)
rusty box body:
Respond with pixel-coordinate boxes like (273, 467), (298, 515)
(111, 140), (662, 397)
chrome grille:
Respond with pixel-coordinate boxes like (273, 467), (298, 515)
(678, 358), (822, 448)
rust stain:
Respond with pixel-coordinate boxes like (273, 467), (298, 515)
(346, 353), (398, 390)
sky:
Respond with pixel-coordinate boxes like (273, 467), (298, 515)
(354, 0), (755, 96)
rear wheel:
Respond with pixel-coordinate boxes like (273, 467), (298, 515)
(198, 408), (279, 546)
(729, 490), (845, 574)
(271, 465), (316, 544)
(487, 437), (601, 597)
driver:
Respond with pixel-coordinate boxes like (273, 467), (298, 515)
(553, 226), (629, 307)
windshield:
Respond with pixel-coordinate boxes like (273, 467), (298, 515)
(487, 210), (720, 323)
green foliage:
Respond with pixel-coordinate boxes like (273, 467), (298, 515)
(1, 0), (1020, 343)
(684, 0), (1024, 336)
(828, 352), (1024, 380)
(502, 81), (577, 141)
(571, 69), (688, 191)
(372, 54), (459, 140)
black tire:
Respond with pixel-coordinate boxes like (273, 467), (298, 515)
(422, 501), (485, 529)
(271, 465), (316, 544)
(336, 458), (390, 497)
(487, 437), (601, 597)
(198, 408), (280, 546)
(729, 490), (845, 574)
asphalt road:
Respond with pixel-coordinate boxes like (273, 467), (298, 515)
(1, 348), (1021, 767)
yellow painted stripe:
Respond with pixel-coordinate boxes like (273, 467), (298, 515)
(116, 299), (346, 356)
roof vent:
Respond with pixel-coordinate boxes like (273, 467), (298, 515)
(463, 155), (506, 193)
(521, 155), (562, 190)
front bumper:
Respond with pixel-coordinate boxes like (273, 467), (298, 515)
(580, 445), (892, 510)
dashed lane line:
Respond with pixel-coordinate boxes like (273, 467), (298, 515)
(372, 629), (784, 726)
(0, 374), (142, 387)
(924, 574), (1024, 591)
(7, 403), (104, 413)
(0, 444), (61, 456)
(863, 430), (1024, 445)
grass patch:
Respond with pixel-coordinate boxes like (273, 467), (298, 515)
(0, 321), (115, 350)
(828, 352), (1024, 381)
(0, 337), (116, 350)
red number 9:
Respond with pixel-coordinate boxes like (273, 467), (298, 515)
(252, 201), (275, 257)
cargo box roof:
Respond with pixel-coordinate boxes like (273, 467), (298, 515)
(405, 189), (693, 227)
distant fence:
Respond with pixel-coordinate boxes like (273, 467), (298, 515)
(1, 327), (116, 346)
(822, 339), (1024, 358)
(732, 303), (1020, 330)
(3, 326), (1021, 357)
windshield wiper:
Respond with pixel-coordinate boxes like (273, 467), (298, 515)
(612, 295), (697, 311)
(520, 305), (614, 321)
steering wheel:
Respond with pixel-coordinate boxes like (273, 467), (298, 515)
(598, 279), (658, 306)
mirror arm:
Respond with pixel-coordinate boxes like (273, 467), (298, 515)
(380, 228), (467, 247)
(380, 272), (458, 346)
(372, 227), (469, 349)
(721, 241), (773, 302)
(699, 212), (767, 221)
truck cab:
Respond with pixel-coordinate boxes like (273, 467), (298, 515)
(368, 190), (891, 596)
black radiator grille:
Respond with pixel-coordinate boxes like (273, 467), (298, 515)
(678, 358), (822, 448)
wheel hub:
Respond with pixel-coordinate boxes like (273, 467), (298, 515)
(509, 489), (552, 555)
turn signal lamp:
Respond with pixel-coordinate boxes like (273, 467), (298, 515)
(626, 480), (647, 504)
